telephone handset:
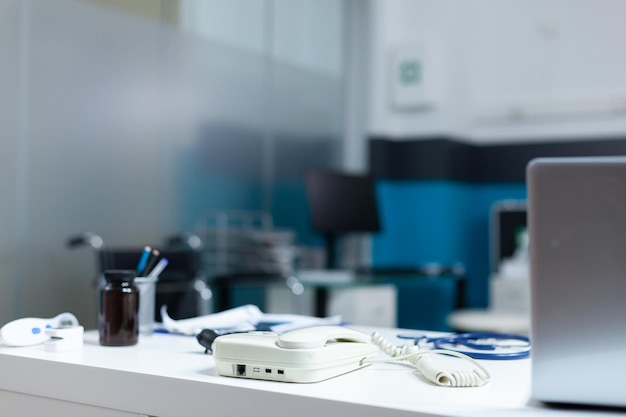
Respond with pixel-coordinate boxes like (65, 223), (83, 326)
(213, 326), (378, 383)
(276, 325), (371, 349)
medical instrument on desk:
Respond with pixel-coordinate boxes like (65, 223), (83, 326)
(213, 326), (379, 383)
(212, 325), (490, 387)
(396, 332), (530, 360)
(44, 325), (84, 352)
(0, 312), (79, 347)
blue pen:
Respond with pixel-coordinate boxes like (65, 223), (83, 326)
(136, 246), (152, 274)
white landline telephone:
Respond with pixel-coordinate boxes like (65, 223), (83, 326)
(212, 325), (492, 386)
(212, 326), (379, 383)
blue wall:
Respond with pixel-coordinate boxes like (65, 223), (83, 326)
(368, 135), (626, 310)
(373, 180), (527, 308)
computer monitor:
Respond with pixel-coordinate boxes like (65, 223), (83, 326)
(305, 170), (381, 268)
(490, 200), (527, 272)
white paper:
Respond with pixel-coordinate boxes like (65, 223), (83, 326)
(159, 305), (342, 335)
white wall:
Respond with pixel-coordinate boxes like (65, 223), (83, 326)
(366, 0), (626, 143)
(367, 0), (454, 138)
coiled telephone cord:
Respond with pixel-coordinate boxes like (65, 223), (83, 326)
(366, 332), (491, 387)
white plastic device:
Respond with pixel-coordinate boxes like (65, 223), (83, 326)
(213, 326), (491, 387)
(44, 325), (84, 352)
(0, 312), (79, 347)
(212, 326), (379, 383)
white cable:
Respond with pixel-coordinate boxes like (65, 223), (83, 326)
(366, 332), (491, 387)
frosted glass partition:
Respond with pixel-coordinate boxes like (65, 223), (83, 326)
(0, 0), (343, 326)
(0, 1), (20, 322)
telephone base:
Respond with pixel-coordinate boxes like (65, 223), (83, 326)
(215, 356), (375, 383)
(213, 330), (379, 383)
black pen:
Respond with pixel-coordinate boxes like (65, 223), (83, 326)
(141, 249), (160, 277)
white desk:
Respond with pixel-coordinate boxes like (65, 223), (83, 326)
(0, 328), (621, 417)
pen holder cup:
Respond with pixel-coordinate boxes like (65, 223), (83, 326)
(134, 276), (158, 336)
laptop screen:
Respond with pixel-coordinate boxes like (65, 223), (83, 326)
(528, 156), (626, 408)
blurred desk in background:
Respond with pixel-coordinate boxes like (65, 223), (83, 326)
(447, 309), (530, 335)
(299, 270), (465, 331)
(209, 268), (465, 332)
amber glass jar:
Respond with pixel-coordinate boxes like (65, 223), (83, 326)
(99, 270), (139, 346)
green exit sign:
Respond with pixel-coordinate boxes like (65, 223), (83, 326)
(390, 44), (433, 109)
(399, 60), (421, 85)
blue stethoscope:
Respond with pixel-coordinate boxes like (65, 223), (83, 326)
(397, 332), (531, 360)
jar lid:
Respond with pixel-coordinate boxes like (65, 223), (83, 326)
(103, 269), (135, 283)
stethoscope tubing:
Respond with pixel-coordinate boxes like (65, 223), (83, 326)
(397, 332), (531, 360)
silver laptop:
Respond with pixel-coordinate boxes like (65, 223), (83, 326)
(528, 156), (626, 408)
